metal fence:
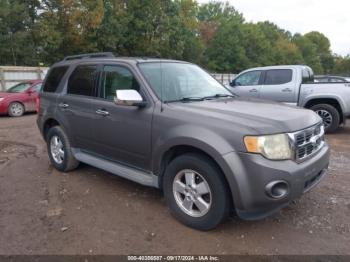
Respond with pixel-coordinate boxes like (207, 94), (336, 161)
(0, 66), (49, 91)
(211, 73), (236, 85)
(0, 66), (236, 91)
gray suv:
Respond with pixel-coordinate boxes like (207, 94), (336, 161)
(37, 53), (330, 230)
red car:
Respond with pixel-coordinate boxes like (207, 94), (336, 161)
(0, 80), (43, 117)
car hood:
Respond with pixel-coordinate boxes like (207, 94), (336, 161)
(168, 97), (321, 134)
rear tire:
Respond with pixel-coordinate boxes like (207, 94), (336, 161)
(46, 126), (79, 172)
(311, 104), (340, 133)
(163, 153), (231, 231)
(8, 102), (24, 117)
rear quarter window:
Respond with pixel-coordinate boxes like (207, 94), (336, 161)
(43, 66), (69, 93)
(264, 69), (293, 85)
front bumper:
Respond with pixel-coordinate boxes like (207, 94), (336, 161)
(220, 143), (330, 220)
(0, 101), (9, 114)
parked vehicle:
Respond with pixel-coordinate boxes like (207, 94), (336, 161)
(230, 65), (350, 132)
(37, 53), (329, 230)
(0, 80), (43, 117)
(315, 75), (349, 83)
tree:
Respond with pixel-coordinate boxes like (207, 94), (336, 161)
(333, 55), (350, 75)
(0, 0), (39, 65)
(96, 0), (131, 55)
(293, 34), (323, 73)
(240, 23), (274, 67)
(304, 31), (334, 73)
(274, 38), (304, 65)
(0, 0), (346, 75)
(203, 17), (248, 72)
(34, 0), (104, 64)
(198, 2), (243, 45)
(255, 22), (304, 65)
(197, 2), (247, 72)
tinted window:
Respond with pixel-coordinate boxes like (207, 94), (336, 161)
(235, 71), (261, 86)
(68, 65), (98, 96)
(265, 69), (292, 85)
(100, 66), (140, 101)
(43, 66), (68, 93)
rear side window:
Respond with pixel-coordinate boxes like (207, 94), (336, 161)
(43, 66), (68, 93)
(67, 65), (98, 96)
(302, 67), (314, 83)
(264, 69), (292, 85)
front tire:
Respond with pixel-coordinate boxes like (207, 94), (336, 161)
(311, 104), (340, 133)
(8, 102), (24, 117)
(163, 153), (231, 231)
(46, 126), (79, 172)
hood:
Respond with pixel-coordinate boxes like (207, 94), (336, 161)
(168, 97), (321, 134)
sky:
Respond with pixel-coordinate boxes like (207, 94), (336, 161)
(197, 0), (350, 56)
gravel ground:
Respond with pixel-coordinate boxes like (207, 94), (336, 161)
(0, 114), (349, 255)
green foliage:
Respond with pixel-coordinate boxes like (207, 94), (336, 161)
(292, 34), (323, 74)
(333, 55), (350, 75)
(0, 0), (39, 65)
(0, 0), (348, 75)
(199, 3), (247, 72)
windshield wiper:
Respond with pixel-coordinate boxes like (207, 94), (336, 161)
(165, 94), (236, 103)
(165, 97), (205, 103)
(203, 94), (236, 100)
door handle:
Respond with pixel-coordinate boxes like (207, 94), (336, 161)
(96, 109), (110, 116)
(282, 88), (292, 92)
(249, 88), (258, 93)
(58, 102), (69, 109)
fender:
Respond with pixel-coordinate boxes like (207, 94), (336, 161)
(151, 124), (246, 209)
(40, 113), (75, 146)
(152, 124), (236, 175)
(301, 93), (346, 113)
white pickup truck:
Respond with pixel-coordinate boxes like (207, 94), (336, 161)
(229, 65), (350, 132)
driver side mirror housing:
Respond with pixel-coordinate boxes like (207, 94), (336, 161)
(114, 89), (147, 107)
(229, 80), (236, 87)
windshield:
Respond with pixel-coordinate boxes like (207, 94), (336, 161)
(7, 83), (31, 93)
(138, 62), (232, 102)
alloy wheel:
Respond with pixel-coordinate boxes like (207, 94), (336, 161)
(50, 135), (65, 164)
(316, 109), (333, 129)
(10, 103), (24, 116)
(173, 169), (212, 217)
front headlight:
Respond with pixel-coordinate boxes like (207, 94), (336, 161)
(244, 134), (292, 160)
(0, 97), (4, 102)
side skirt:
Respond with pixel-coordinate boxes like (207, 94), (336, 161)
(72, 148), (159, 188)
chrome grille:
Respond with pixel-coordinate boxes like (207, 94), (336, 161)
(291, 123), (325, 162)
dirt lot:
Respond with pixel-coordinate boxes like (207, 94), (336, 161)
(0, 114), (349, 255)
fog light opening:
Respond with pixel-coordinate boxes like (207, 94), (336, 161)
(265, 181), (289, 199)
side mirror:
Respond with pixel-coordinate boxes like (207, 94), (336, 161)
(27, 89), (34, 94)
(230, 80), (236, 87)
(114, 90), (147, 107)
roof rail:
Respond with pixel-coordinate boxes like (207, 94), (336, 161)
(63, 52), (115, 61)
